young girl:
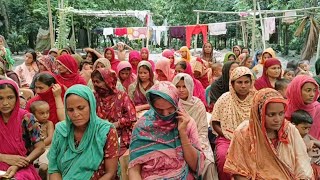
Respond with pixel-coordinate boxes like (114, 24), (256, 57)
(283, 68), (295, 81)
(30, 101), (54, 180)
(14, 50), (38, 87)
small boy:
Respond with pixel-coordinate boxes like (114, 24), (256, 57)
(210, 63), (222, 83)
(275, 79), (290, 99)
(298, 60), (313, 76)
(292, 110), (320, 166)
(30, 101), (54, 180)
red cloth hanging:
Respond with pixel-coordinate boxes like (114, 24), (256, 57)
(114, 28), (128, 36)
(185, 25), (208, 48)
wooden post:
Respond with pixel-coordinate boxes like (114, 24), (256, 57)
(47, 0), (54, 48)
(194, 12), (200, 54)
(251, 0), (257, 53)
(240, 16), (246, 47)
(257, 2), (266, 50)
(316, 32), (320, 61)
(146, 12), (150, 49)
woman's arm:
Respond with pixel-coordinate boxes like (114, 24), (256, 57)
(124, 44), (133, 51)
(135, 104), (150, 112)
(119, 95), (136, 128)
(44, 121), (54, 146)
(49, 173), (62, 180)
(84, 48), (103, 58)
(212, 121), (224, 137)
(128, 164), (142, 180)
(98, 157), (118, 180)
(52, 84), (65, 121)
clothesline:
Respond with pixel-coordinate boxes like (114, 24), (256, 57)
(193, 6), (320, 15)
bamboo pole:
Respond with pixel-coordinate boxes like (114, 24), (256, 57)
(47, 0), (54, 48)
(240, 16), (246, 47)
(194, 12), (200, 53)
(316, 32), (320, 61)
(146, 12), (150, 48)
(251, 0), (257, 53)
(257, 2), (266, 50)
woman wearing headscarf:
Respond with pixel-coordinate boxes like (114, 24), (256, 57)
(128, 81), (205, 179)
(129, 50), (142, 74)
(252, 48), (276, 78)
(252, 50), (262, 67)
(128, 61), (156, 113)
(48, 85), (119, 179)
(313, 58), (320, 101)
(91, 68), (136, 156)
(0, 35), (15, 70)
(26, 72), (65, 125)
(224, 88), (313, 179)
(175, 61), (206, 106)
(117, 61), (137, 92)
(0, 80), (45, 179)
(162, 49), (176, 69)
(232, 45), (242, 59)
(55, 54), (86, 88)
(155, 58), (175, 82)
(140, 47), (155, 70)
(172, 73), (218, 179)
(180, 46), (192, 62)
(211, 67), (255, 180)
(209, 61), (239, 105)
(239, 53), (253, 69)
(223, 52), (236, 63)
(37, 55), (57, 73)
(14, 50), (38, 87)
(193, 57), (212, 88)
(254, 58), (282, 90)
(104, 47), (120, 71)
(286, 75), (320, 140)
(92, 58), (111, 70)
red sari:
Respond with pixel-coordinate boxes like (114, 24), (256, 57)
(129, 50), (142, 75)
(140, 48), (155, 70)
(254, 58), (281, 90)
(94, 69), (136, 156)
(26, 72), (66, 125)
(55, 54), (86, 88)
(0, 80), (41, 180)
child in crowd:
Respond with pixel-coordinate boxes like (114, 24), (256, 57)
(210, 62), (222, 83)
(19, 95), (27, 109)
(113, 42), (133, 61)
(283, 68), (295, 81)
(30, 101), (54, 180)
(275, 79), (290, 99)
(80, 60), (93, 83)
(291, 110), (320, 176)
(298, 60), (313, 76)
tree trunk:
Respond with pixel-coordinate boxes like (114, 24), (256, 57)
(0, 0), (10, 36)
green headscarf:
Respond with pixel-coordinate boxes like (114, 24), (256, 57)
(223, 52), (236, 63)
(48, 84), (113, 179)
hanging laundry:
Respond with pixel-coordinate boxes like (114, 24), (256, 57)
(169, 26), (186, 46)
(127, 27), (148, 40)
(185, 25), (208, 48)
(114, 28), (128, 36)
(282, 11), (297, 24)
(208, 23), (227, 36)
(264, 17), (276, 41)
(151, 26), (167, 45)
(103, 28), (113, 37)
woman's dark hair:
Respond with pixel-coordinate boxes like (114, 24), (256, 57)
(139, 65), (151, 72)
(34, 73), (56, 86)
(241, 47), (250, 54)
(275, 79), (290, 91)
(87, 52), (98, 64)
(175, 61), (187, 70)
(291, 109), (313, 125)
(286, 60), (298, 71)
(80, 60), (93, 71)
(228, 54), (236, 59)
(0, 83), (17, 99)
(149, 93), (162, 103)
(25, 50), (37, 62)
(231, 74), (252, 84)
(91, 70), (104, 81)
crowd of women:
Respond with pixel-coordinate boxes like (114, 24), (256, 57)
(0, 33), (320, 179)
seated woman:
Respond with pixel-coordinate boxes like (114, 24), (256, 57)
(209, 61), (239, 106)
(104, 48), (120, 71)
(140, 48), (155, 70)
(55, 54), (86, 88)
(155, 58), (175, 81)
(254, 58), (282, 90)
(162, 49), (176, 69)
(48, 84), (119, 179)
(223, 52), (236, 63)
(0, 80), (45, 179)
(129, 50), (142, 74)
(128, 61), (156, 113)
(172, 73), (218, 179)
(224, 88), (313, 179)
(128, 81), (205, 179)
(252, 47), (276, 78)
(117, 61), (137, 92)
(14, 50), (38, 87)
(26, 72), (65, 125)
(37, 55), (56, 74)
(201, 42), (216, 65)
(180, 46), (192, 62)
(193, 57), (212, 88)
(286, 75), (320, 140)
(91, 68), (136, 156)
(175, 61), (206, 105)
(92, 58), (111, 70)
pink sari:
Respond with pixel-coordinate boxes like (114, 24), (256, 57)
(117, 61), (137, 92)
(155, 58), (175, 81)
(140, 48), (155, 70)
(104, 47), (120, 71)
(129, 50), (142, 75)
(0, 80), (41, 179)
